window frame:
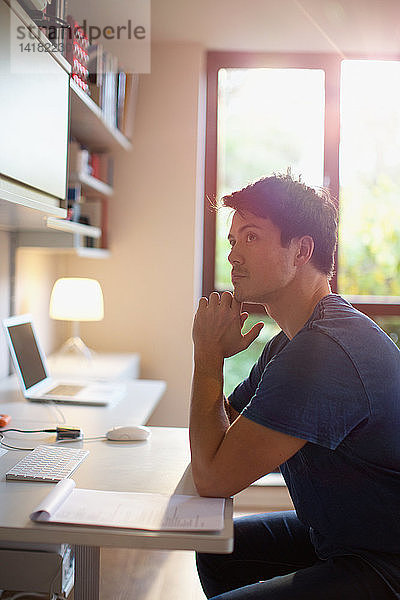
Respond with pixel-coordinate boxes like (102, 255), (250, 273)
(203, 51), (400, 317)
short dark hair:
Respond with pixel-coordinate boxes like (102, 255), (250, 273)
(221, 173), (338, 278)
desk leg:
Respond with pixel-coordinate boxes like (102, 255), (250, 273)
(74, 545), (100, 600)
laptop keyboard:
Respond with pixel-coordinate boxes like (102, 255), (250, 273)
(47, 384), (85, 397)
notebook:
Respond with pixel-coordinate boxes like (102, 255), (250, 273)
(2, 314), (125, 406)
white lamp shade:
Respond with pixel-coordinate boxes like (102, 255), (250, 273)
(49, 278), (104, 322)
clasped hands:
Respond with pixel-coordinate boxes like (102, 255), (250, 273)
(193, 291), (264, 360)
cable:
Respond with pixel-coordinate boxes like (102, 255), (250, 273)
(1, 429), (57, 434)
(47, 402), (66, 425)
(0, 440), (35, 451)
(0, 428), (81, 451)
(0, 429), (56, 451)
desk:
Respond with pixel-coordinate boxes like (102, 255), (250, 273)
(0, 376), (164, 436)
(0, 381), (233, 599)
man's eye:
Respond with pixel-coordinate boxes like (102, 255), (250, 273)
(246, 232), (256, 242)
(228, 239), (235, 247)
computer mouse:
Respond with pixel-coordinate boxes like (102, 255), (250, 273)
(106, 425), (151, 441)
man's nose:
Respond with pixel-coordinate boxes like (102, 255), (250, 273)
(228, 244), (243, 265)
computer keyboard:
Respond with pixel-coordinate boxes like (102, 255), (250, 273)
(5, 445), (89, 482)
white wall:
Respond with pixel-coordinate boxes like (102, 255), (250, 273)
(0, 240), (66, 375)
(152, 0), (400, 54)
(0, 231), (10, 378)
(66, 43), (206, 426)
(14, 250), (68, 355)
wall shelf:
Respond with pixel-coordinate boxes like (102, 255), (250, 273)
(46, 217), (101, 238)
(0, 176), (67, 232)
(69, 172), (113, 197)
(16, 218), (110, 259)
(69, 80), (132, 153)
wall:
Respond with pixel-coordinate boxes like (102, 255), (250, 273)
(0, 240), (65, 375)
(14, 250), (67, 354)
(0, 231), (10, 378)
(152, 0), (400, 54)
(66, 43), (206, 427)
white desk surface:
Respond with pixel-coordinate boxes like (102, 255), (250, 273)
(0, 376), (164, 437)
(0, 427), (233, 554)
(0, 379), (233, 555)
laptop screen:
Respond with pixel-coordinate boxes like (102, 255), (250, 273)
(6, 322), (47, 389)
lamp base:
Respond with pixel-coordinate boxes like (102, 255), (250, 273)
(57, 336), (96, 361)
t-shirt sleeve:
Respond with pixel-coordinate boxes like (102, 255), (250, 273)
(240, 329), (370, 450)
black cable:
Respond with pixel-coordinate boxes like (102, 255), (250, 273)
(0, 428), (61, 451)
(0, 435), (34, 451)
(0, 428), (56, 434)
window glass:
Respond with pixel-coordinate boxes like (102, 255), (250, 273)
(224, 314), (280, 397)
(374, 316), (400, 348)
(216, 67), (325, 290)
(338, 60), (400, 295)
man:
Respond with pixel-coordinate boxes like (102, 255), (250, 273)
(190, 174), (400, 599)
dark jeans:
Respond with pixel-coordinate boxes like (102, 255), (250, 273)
(196, 511), (395, 600)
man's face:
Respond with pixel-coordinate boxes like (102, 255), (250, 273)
(228, 210), (298, 304)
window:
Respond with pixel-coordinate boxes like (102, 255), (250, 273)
(204, 53), (400, 395)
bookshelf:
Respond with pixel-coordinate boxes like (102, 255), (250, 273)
(16, 217), (110, 258)
(69, 172), (113, 198)
(70, 80), (132, 153)
(0, 1), (137, 259)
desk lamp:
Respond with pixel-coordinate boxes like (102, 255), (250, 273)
(49, 277), (104, 360)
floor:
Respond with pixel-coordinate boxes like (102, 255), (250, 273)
(99, 547), (205, 600)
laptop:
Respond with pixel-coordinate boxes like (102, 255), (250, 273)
(2, 314), (125, 406)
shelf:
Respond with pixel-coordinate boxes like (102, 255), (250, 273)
(17, 245), (111, 259)
(46, 217), (101, 238)
(69, 172), (113, 197)
(69, 80), (132, 153)
(0, 175), (67, 232)
(18, 242), (111, 260)
(16, 218), (110, 258)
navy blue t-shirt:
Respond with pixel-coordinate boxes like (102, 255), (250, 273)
(229, 294), (400, 592)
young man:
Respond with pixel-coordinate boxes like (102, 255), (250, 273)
(190, 174), (400, 600)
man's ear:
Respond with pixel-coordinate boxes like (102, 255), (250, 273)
(294, 236), (314, 267)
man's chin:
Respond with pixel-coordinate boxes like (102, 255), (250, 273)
(232, 288), (243, 303)
(233, 288), (265, 306)
(233, 289), (252, 304)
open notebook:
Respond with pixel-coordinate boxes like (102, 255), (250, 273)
(30, 479), (225, 532)
(2, 314), (125, 406)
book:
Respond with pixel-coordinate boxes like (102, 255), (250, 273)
(30, 479), (225, 532)
(121, 72), (139, 139)
(80, 198), (106, 248)
(68, 140), (90, 177)
(87, 43), (104, 107)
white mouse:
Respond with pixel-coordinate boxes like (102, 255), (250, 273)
(106, 425), (151, 441)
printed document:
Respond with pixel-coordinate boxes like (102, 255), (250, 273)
(30, 479), (225, 531)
